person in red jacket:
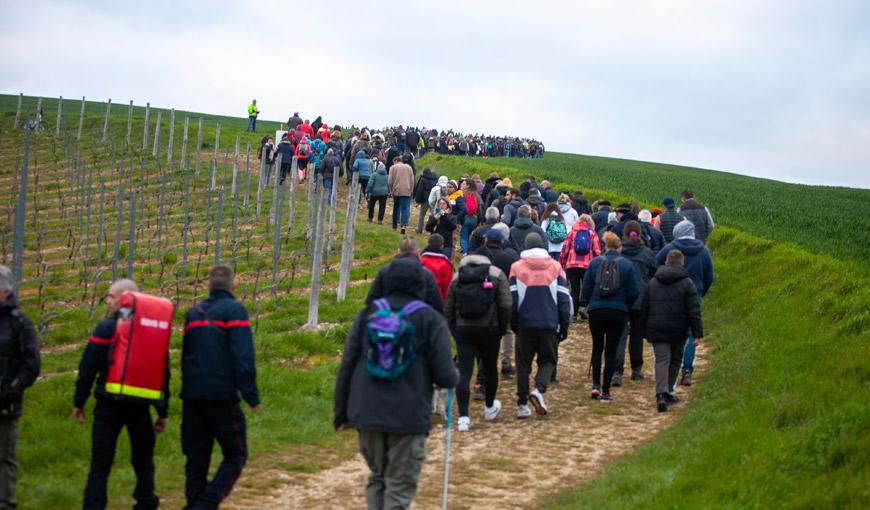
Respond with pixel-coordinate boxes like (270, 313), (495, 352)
(560, 213), (601, 320)
(294, 136), (312, 182)
(300, 119), (314, 139)
(420, 234), (453, 300)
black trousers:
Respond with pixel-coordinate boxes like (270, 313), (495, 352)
(565, 268), (586, 315)
(455, 328), (501, 415)
(515, 329), (558, 405)
(615, 309), (645, 373)
(589, 309), (628, 394)
(368, 196), (387, 222)
(83, 399), (158, 510)
(182, 399), (247, 510)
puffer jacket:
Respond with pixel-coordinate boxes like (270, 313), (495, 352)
(678, 199), (715, 243)
(620, 239), (658, 310)
(509, 248), (572, 333)
(641, 265), (703, 343)
(425, 212), (458, 249)
(414, 168), (438, 204)
(657, 208), (682, 243)
(420, 249), (453, 300)
(581, 251), (640, 314)
(444, 254), (512, 335)
(1, 295), (39, 418)
(561, 221), (602, 269)
(351, 151), (372, 179)
(365, 164), (389, 198)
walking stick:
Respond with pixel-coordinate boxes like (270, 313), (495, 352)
(441, 388), (454, 510)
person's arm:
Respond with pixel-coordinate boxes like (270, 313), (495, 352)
(227, 306), (259, 407)
(423, 270), (445, 312)
(445, 213), (458, 231)
(73, 320), (114, 418)
(425, 215), (437, 233)
(640, 286), (651, 339)
(495, 271), (512, 336)
(9, 313), (39, 395)
(703, 249), (715, 297)
(656, 246), (669, 266)
(624, 263), (640, 308)
(581, 259), (596, 305)
(705, 206), (715, 230)
(685, 283), (703, 340)
(152, 352), (170, 428)
(334, 311), (365, 429)
(559, 232), (572, 266)
(427, 314), (459, 389)
(557, 271), (572, 339)
(509, 269), (519, 332)
(443, 280), (458, 334)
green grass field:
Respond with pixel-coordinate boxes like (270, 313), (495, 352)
(2, 94), (868, 508)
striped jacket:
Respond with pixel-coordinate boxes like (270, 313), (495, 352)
(509, 248), (572, 333)
(181, 290), (259, 405)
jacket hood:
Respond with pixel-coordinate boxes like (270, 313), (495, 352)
(654, 265), (690, 285)
(671, 238), (705, 255)
(422, 168), (437, 178)
(355, 150), (367, 160)
(559, 203), (573, 214)
(0, 293), (20, 311)
(527, 195), (542, 205)
(459, 254), (490, 268)
(519, 248), (555, 268)
(513, 217), (533, 230)
(382, 256), (427, 300)
(620, 239), (645, 257)
(571, 220), (591, 233)
(375, 165), (387, 175)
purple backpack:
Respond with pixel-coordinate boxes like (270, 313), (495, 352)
(363, 299), (429, 380)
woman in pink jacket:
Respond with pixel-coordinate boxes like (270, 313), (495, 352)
(560, 214), (601, 319)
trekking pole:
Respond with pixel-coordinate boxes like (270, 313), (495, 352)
(441, 388), (454, 510)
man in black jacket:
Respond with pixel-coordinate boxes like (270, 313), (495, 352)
(641, 250), (703, 412)
(413, 167), (438, 234)
(334, 250), (457, 509)
(181, 265), (260, 510)
(591, 200), (612, 231)
(473, 230), (520, 377)
(0, 265), (40, 510)
(468, 207), (500, 253)
(74, 278), (167, 510)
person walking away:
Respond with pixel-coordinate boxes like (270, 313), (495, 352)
(420, 234), (453, 301)
(366, 238), (445, 312)
(181, 266), (260, 510)
(656, 197), (681, 243)
(74, 279), (167, 510)
(287, 112), (303, 131)
(474, 229), (520, 377)
(388, 156), (414, 234)
(539, 180), (558, 204)
(560, 214), (601, 321)
(413, 167), (438, 234)
(0, 265), (40, 510)
(510, 234), (571, 418)
(509, 205), (546, 253)
(591, 200), (612, 232)
(656, 220), (714, 386)
(468, 207), (500, 253)
(425, 199), (458, 260)
(257, 135), (275, 187)
(274, 135), (294, 185)
(541, 205), (568, 261)
(581, 233), (639, 403)
(318, 149), (343, 204)
(641, 250), (703, 411)
(612, 221), (658, 386)
(351, 150), (373, 195)
(638, 209), (665, 255)
(334, 249), (458, 510)
(365, 159), (389, 224)
(459, 179), (482, 255)
(444, 250), (512, 431)
(246, 99), (259, 132)
(677, 189), (715, 243)
(294, 136), (312, 182)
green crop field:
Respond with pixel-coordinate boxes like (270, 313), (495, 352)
(1, 94), (868, 509)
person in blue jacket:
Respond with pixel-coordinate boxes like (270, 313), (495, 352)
(181, 265), (260, 510)
(582, 232), (639, 403)
(351, 150), (373, 194)
(655, 219), (714, 386)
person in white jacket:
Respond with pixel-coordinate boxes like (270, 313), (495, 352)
(428, 175), (449, 212)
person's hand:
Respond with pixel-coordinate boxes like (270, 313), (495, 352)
(250, 404), (262, 414)
(337, 423), (350, 431)
(73, 407), (85, 423)
(694, 337), (702, 347)
(153, 417), (168, 434)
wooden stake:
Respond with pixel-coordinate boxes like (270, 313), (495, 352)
(35, 97), (43, 133)
(143, 102), (150, 149)
(337, 171), (361, 301)
(327, 166), (339, 253)
(211, 124), (221, 189)
(11, 131), (30, 293)
(126, 100), (133, 145)
(307, 175), (327, 327)
(152, 110), (162, 158)
(243, 143), (251, 209)
(101, 98), (111, 142)
(77, 96), (85, 140)
(194, 117), (203, 177)
(166, 108), (175, 163)
(56, 96), (63, 137)
(13, 93), (22, 130)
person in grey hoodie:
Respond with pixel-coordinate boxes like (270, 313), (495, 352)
(656, 220), (714, 386)
(334, 248), (458, 509)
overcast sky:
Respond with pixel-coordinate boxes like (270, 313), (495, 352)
(2, 0), (868, 188)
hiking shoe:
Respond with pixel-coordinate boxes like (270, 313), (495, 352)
(529, 388), (548, 415)
(665, 392), (680, 404)
(484, 400), (503, 421)
(578, 307), (589, 321)
(680, 371), (693, 386)
(611, 373), (623, 387)
(400, 227), (406, 235)
(500, 365), (516, 379)
(516, 404), (532, 419)
(631, 370), (645, 381)
(457, 416), (470, 432)
(656, 394), (668, 412)
(591, 385), (601, 399)
(600, 393), (613, 403)
(473, 383), (485, 401)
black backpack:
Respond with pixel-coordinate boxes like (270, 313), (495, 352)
(456, 264), (496, 319)
(594, 257), (621, 298)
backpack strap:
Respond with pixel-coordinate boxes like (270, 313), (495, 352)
(373, 298), (391, 312)
(401, 300), (430, 316)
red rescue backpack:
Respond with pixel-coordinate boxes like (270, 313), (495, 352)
(106, 292), (174, 403)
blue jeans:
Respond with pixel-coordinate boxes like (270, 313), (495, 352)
(460, 216), (477, 254)
(392, 196), (411, 229)
(682, 297), (703, 373)
(247, 116), (256, 132)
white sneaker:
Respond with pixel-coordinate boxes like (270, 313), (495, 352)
(529, 388), (548, 415)
(484, 399), (502, 421)
(457, 416), (471, 432)
(516, 404), (532, 419)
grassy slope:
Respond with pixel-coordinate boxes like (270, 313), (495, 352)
(415, 154), (870, 508)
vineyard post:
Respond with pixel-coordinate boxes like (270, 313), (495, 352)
(270, 154), (285, 297)
(307, 175), (327, 328)
(180, 116), (189, 174)
(94, 180), (106, 291)
(231, 160), (240, 268)
(77, 96), (85, 140)
(243, 143), (251, 209)
(194, 117), (203, 177)
(231, 135), (240, 196)
(306, 162), (315, 242)
(138, 158), (146, 242)
(211, 124), (221, 189)
(215, 150), (229, 264)
(13, 93), (22, 130)
(56, 95), (63, 136)
(337, 171), (360, 301)
(166, 108), (175, 164)
(127, 168), (136, 278)
(83, 161), (94, 262)
(11, 130), (30, 293)
(151, 110), (162, 158)
(182, 149), (192, 280)
(288, 157), (298, 230)
(101, 98), (111, 142)
(326, 165), (339, 253)
(112, 163), (125, 281)
(35, 97), (42, 133)
(126, 100), (133, 145)
(205, 160), (215, 245)
(156, 171), (167, 266)
(143, 102), (150, 149)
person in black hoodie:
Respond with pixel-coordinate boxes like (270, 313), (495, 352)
(425, 198), (459, 261)
(74, 278), (168, 510)
(468, 207), (500, 253)
(641, 250), (703, 411)
(413, 167), (438, 234)
(181, 266), (260, 510)
(481, 172), (500, 203)
(473, 229), (520, 376)
(612, 221), (658, 386)
(334, 246), (457, 509)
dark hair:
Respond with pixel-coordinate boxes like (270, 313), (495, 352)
(630, 202), (640, 215)
(399, 237), (418, 255)
(680, 189), (695, 200)
(208, 265), (234, 291)
(427, 234), (444, 249)
(623, 220), (644, 244)
(666, 249), (685, 267)
(543, 203), (563, 222)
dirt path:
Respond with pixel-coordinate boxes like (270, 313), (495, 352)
(228, 325), (705, 510)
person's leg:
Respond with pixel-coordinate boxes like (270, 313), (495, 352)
(565, 268), (582, 316)
(588, 312), (606, 387)
(392, 197), (400, 229)
(652, 342), (671, 396)
(532, 331), (558, 393)
(671, 339), (688, 391)
(197, 401), (248, 508)
(500, 329), (515, 373)
(478, 332), (501, 407)
(614, 322), (628, 376)
(368, 195), (376, 221)
(358, 430), (387, 510)
(683, 330), (696, 374)
(454, 334), (477, 417)
(383, 433), (426, 509)
(416, 202), (429, 233)
(0, 418), (18, 510)
(377, 197), (387, 223)
(182, 399), (214, 509)
(125, 404), (159, 510)
(628, 309), (644, 372)
(602, 312), (627, 394)
(83, 400), (125, 510)
(515, 330), (535, 405)
(461, 217), (477, 254)
(401, 197), (412, 228)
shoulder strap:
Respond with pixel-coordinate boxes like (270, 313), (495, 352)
(401, 300), (430, 315)
(373, 298), (391, 312)
(194, 303), (228, 341)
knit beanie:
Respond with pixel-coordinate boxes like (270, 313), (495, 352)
(673, 219), (696, 240)
(524, 233), (546, 250)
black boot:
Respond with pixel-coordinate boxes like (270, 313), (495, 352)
(656, 393), (668, 412)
